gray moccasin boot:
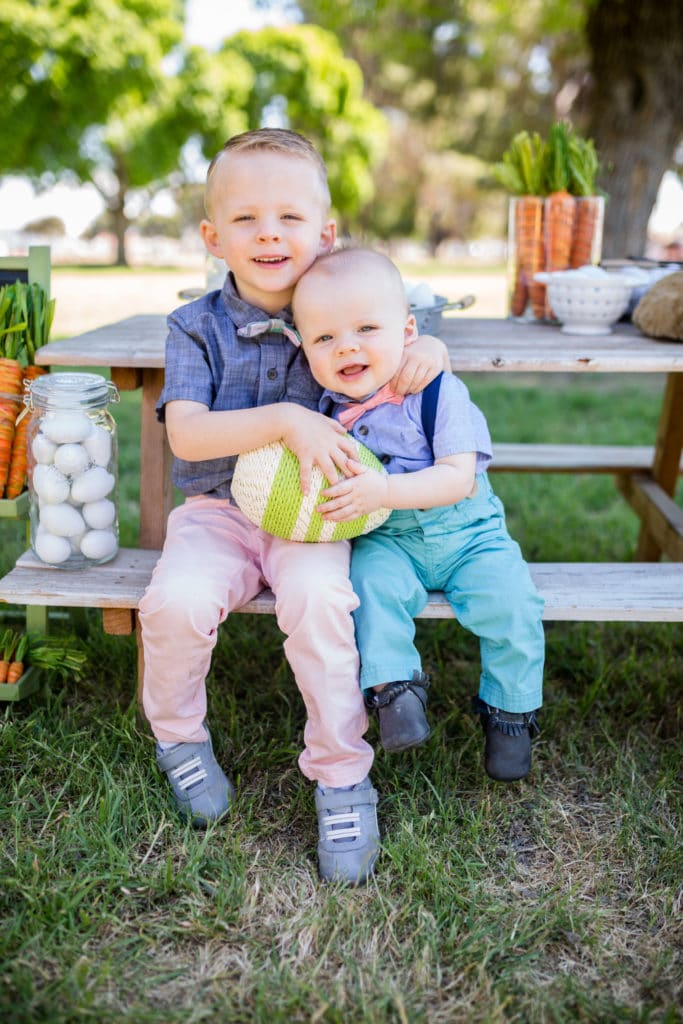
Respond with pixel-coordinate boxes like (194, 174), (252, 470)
(365, 671), (431, 752)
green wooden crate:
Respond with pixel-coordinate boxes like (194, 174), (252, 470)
(0, 665), (41, 701)
(0, 490), (29, 519)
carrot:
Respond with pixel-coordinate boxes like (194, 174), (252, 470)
(542, 123), (577, 318)
(0, 358), (23, 498)
(0, 355), (23, 392)
(0, 400), (22, 498)
(570, 195), (603, 268)
(566, 133), (603, 269)
(7, 634), (29, 685)
(494, 132), (546, 320)
(4, 400), (28, 499)
(5, 366), (47, 499)
(515, 196), (546, 319)
(0, 629), (18, 684)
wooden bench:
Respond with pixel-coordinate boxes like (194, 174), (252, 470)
(1, 549), (681, 704)
(491, 443), (683, 475)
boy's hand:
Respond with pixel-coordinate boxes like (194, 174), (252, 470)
(390, 333), (451, 394)
(319, 461), (389, 520)
(280, 406), (358, 494)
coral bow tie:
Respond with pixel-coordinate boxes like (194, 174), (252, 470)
(237, 318), (301, 347)
(337, 384), (404, 430)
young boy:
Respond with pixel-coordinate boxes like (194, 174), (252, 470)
(292, 248), (545, 781)
(138, 129), (448, 885)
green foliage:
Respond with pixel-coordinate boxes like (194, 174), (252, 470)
(492, 130), (546, 195)
(0, 283), (55, 364)
(215, 25), (389, 222)
(0, 0), (185, 178)
(493, 122), (602, 197)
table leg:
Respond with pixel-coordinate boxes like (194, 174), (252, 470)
(631, 372), (683, 560)
(139, 367), (174, 550)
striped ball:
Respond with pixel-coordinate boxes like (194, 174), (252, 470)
(232, 439), (391, 542)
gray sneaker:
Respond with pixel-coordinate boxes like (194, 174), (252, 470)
(156, 731), (235, 828)
(365, 671), (431, 752)
(315, 777), (380, 885)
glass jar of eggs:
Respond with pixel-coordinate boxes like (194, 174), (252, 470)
(25, 372), (120, 569)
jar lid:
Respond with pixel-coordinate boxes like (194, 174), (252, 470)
(26, 372), (119, 410)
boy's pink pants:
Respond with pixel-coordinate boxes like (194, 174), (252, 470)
(138, 496), (373, 789)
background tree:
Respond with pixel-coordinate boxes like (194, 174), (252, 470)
(582, 0), (683, 257)
(0, 4), (386, 263)
(266, 0), (683, 255)
(0, 0), (188, 265)
(212, 24), (388, 230)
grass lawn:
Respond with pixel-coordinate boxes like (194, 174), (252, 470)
(1, 368), (681, 1022)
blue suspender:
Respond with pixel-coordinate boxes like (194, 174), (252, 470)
(420, 371), (443, 453)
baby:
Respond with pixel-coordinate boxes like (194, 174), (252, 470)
(292, 248), (545, 782)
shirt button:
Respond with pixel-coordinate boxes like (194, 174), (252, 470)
(358, 425), (369, 436)
(380, 454), (391, 464)
(266, 368), (278, 380)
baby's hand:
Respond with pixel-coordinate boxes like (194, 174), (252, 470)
(280, 407), (358, 494)
(318, 461), (389, 520)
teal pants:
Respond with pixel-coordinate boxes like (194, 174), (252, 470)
(350, 475), (545, 713)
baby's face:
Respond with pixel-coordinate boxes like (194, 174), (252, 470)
(296, 269), (416, 398)
(200, 150), (335, 314)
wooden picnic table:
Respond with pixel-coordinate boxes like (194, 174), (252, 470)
(35, 315), (683, 560)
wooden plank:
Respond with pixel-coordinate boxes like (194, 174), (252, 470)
(619, 474), (683, 562)
(34, 316), (683, 374)
(1, 550), (682, 622)
(490, 443), (683, 474)
(35, 315), (168, 369)
(441, 319), (683, 373)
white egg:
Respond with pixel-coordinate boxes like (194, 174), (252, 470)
(82, 425), (112, 467)
(80, 529), (118, 561)
(41, 411), (93, 444)
(53, 442), (90, 478)
(408, 282), (435, 308)
(70, 530), (87, 552)
(70, 466), (115, 503)
(39, 502), (86, 537)
(32, 464), (71, 504)
(34, 530), (72, 564)
(31, 432), (57, 465)
(82, 498), (116, 529)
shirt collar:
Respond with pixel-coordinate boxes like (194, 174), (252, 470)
(220, 272), (294, 331)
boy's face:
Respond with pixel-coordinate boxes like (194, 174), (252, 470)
(296, 268), (417, 399)
(200, 150), (336, 314)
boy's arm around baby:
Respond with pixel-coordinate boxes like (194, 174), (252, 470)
(165, 400), (359, 494)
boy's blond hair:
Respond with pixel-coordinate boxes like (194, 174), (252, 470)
(205, 128), (331, 216)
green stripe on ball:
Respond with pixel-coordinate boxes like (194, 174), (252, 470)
(232, 437), (391, 543)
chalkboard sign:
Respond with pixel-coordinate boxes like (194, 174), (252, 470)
(0, 268), (29, 288)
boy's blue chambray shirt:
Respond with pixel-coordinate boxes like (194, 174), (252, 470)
(319, 372), (493, 475)
(157, 273), (321, 499)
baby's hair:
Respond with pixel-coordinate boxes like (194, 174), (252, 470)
(293, 247), (408, 314)
(205, 128), (330, 216)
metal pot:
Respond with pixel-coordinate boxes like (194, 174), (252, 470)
(411, 294), (475, 335)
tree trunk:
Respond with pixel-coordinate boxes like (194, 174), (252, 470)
(111, 202), (129, 267)
(584, 0), (683, 259)
(112, 155), (130, 267)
